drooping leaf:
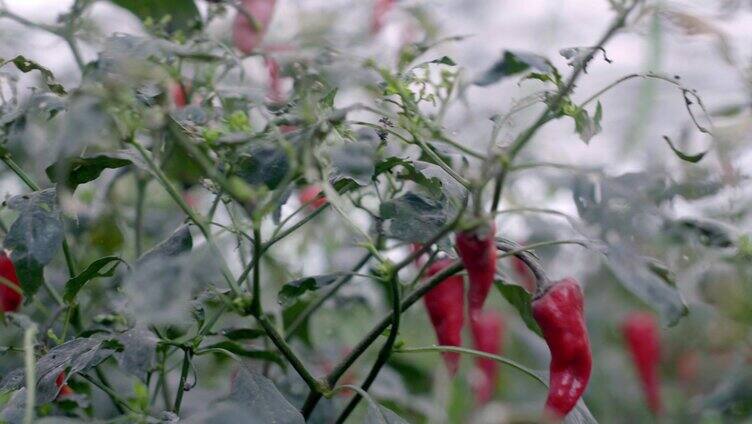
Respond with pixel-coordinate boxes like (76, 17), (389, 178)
(329, 142), (377, 186)
(112, 327), (158, 381)
(137, 224), (192, 265)
(184, 366), (305, 424)
(494, 281), (542, 337)
(64, 256), (127, 303)
(0, 55), (66, 95)
(603, 244), (688, 326)
(663, 135), (708, 163)
(110, 0), (202, 34)
(2, 189), (63, 297)
(0, 337), (116, 404)
(474, 50), (553, 86)
(278, 274), (341, 306)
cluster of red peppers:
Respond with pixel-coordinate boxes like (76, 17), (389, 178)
(418, 221), (594, 419)
(622, 311), (662, 415)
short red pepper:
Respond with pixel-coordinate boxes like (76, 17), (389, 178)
(470, 309), (504, 404)
(232, 0), (276, 55)
(456, 222), (497, 322)
(0, 251), (22, 313)
(622, 311), (662, 415)
(55, 372), (74, 398)
(532, 278), (592, 420)
(423, 258), (464, 376)
(297, 185), (327, 210)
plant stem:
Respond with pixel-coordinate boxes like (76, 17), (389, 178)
(135, 177), (147, 258)
(80, 373), (138, 414)
(488, 0), (640, 213)
(23, 324), (37, 424)
(251, 222), (262, 315)
(95, 367), (126, 414)
(335, 271), (401, 423)
(256, 314), (328, 395)
(173, 349), (192, 414)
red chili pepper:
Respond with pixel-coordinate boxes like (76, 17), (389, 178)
(265, 56), (284, 103)
(169, 81), (188, 108)
(470, 309), (504, 404)
(232, 0), (276, 55)
(532, 278), (592, 420)
(423, 258), (464, 376)
(456, 222), (497, 321)
(297, 185), (327, 210)
(622, 311), (661, 415)
(370, 0), (395, 34)
(512, 256), (536, 293)
(0, 251), (22, 313)
(55, 372), (74, 398)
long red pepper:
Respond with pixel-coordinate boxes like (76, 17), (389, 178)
(470, 309), (504, 404)
(622, 311), (662, 415)
(232, 0), (276, 55)
(422, 258), (465, 376)
(456, 222), (497, 321)
(0, 251), (22, 313)
(532, 278), (592, 420)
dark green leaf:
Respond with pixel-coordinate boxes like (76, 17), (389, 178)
(63, 256), (126, 304)
(0, 55), (66, 95)
(663, 135), (708, 163)
(380, 192), (450, 243)
(666, 217), (735, 248)
(474, 50), (553, 86)
(2, 189), (63, 297)
(110, 0), (201, 34)
(494, 281), (542, 336)
(235, 144), (290, 189)
(278, 274), (341, 306)
(46, 151), (135, 189)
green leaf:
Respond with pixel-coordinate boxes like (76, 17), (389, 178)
(64, 256), (126, 304)
(494, 281), (542, 337)
(278, 274), (341, 306)
(562, 101), (602, 144)
(0, 55), (66, 95)
(474, 50), (553, 86)
(45, 151), (136, 189)
(2, 189), (63, 297)
(663, 135), (708, 163)
(110, 0), (201, 34)
(235, 144), (290, 190)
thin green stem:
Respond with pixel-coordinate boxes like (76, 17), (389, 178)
(395, 345), (547, 387)
(335, 271), (401, 423)
(80, 373), (138, 414)
(135, 177), (147, 258)
(23, 324), (37, 424)
(173, 349), (192, 414)
(95, 367), (126, 414)
(250, 223), (262, 315)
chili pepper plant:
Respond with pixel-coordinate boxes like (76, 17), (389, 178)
(0, 0), (750, 423)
